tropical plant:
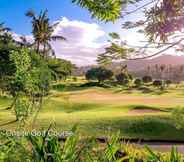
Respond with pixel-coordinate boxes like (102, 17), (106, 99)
(26, 10), (66, 58)
(0, 48), (51, 124)
(0, 128), (183, 162)
(47, 58), (75, 81)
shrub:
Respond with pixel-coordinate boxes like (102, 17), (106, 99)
(128, 73), (133, 80)
(85, 67), (113, 83)
(115, 73), (130, 85)
(142, 76), (152, 83)
(72, 76), (77, 82)
(153, 80), (162, 87)
(165, 79), (172, 86)
(134, 78), (142, 87)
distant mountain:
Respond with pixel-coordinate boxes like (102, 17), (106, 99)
(124, 55), (184, 71)
(73, 55), (184, 78)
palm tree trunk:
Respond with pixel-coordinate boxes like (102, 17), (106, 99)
(43, 43), (46, 59)
(36, 41), (40, 54)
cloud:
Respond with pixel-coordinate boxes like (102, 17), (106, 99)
(11, 17), (107, 66)
(51, 17), (106, 66)
(12, 33), (34, 43)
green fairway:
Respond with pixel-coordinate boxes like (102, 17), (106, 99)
(1, 82), (184, 140)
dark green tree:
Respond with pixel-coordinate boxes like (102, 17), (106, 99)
(115, 73), (131, 85)
(47, 58), (75, 81)
(85, 67), (113, 83)
(134, 78), (142, 87)
(142, 76), (152, 84)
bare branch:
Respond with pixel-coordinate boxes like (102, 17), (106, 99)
(121, 0), (155, 17)
(127, 38), (184, 60)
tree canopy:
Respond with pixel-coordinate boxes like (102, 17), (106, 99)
(86, 67), (113, 83)
(72, 0), (138, 22)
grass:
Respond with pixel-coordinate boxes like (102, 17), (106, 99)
(1, 81), (184, 140)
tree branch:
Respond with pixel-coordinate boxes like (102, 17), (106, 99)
(121, 0), (155, 17)
(127, 38), (184, 60)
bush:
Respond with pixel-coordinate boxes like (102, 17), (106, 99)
(134, 78), (142, 87)
(115, 73), (130, 85)
(153, 80), (162, 87)
(85, 67), (113, 83)
(142, 76), (152, 83)
(72, 76), (77, 82)
(128, 73), (133, 80)
(165, 79), (172, 86)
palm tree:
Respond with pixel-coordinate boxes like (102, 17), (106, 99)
(26, 10), (66, 58)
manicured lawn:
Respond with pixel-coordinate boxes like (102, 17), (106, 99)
(1, 82), (184, 140)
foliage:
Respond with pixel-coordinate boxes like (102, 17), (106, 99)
(172, 107), (184, 130)
(47, 58), (75, 81)
(8, 48), (51, 123)
(165, 80), (172, 86)
(10, 48), (32, 95)
(72, 0), (126, 22)
(97, 33), (134, 66)
(134, 78), (142, 87)
(0, 128), (183, 161)
(26, 10), (66, 58)
(115, 73), (131, 85)
(0, 30), (18, 94)
(85, 67), (113, 83)
(144, 0), (184, 42)
(153, 80), (163, 87)
(27, 125), (77, 162)
(0, 132), (31, 161)
(121, 0), (184, 43)
(142, 75), (152, 83)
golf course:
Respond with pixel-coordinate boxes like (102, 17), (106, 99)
(1, 78), (184, 141)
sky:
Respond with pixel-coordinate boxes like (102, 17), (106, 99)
(0, 0), (170, 66)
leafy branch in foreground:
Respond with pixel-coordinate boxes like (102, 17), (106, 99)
(97, 32), (184, 67)
(72, 0), (141, 22)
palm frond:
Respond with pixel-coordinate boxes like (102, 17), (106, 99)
(25, 9), (35, 18)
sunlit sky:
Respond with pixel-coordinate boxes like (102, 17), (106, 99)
(0, 0), (174, 66)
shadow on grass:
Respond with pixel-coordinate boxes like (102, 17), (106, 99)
(52, 82), (112, 92)
(82, 116), (184, 140)
(127, 105), (171, 112)
(43, 99), (103, 113)
(64, 103), (102, 113)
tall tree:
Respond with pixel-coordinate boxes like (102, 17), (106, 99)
(26, 10), (66, 58)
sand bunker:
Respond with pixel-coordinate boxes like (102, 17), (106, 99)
(128, 108), (164, 115)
